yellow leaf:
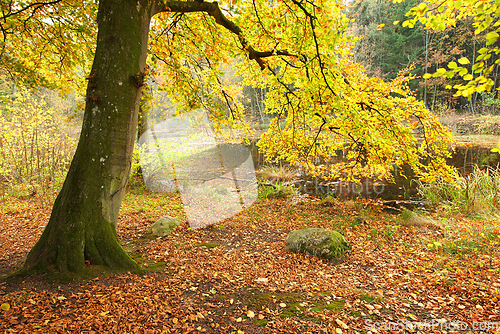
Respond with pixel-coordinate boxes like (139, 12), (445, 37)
(393, 20), (400, 25)
(376, 24), (385, 30)
(1, 303), (10, 311)
(99, 311), (110, 316)
(247, 310), (255, 318)
(458, 57), (470, 65)
(279, 303), (287, 307)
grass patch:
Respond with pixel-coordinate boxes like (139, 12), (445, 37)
(258, 182), (296, 199)
(417, 166), (500, 216)
(253, 318), (269, 327)
(359, 293), (383, 304)
(400, 210), (434, 227)
(125, 248), (166, 272)
(354, 289), (383, 304)
(350, 310), (362, 317)
(244, 289), (345, 321)
(426, 222), (500, 259)
(195, 242), (220, 250)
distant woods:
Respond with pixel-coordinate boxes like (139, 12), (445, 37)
(347, 0), (500, 115)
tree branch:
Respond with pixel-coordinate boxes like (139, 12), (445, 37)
(154, 0), (296, 69)
(0, 0), (63, 20)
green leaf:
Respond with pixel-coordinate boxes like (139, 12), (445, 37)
(486, 31), (499, 46)
(458, 57), (470, 65)
(478, 47), (489, 54)
(472, 62), (484, 72)
(448, 62), (458, 69)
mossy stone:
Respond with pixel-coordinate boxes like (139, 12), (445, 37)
(151, 216), (181, 237)
(285, 228), (351, 260)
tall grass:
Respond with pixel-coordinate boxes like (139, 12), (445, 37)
(417, 165), (500, 215)
(256, 165), (296, 183)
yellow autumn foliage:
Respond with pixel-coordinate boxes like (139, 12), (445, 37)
(0, 89), (77, 196)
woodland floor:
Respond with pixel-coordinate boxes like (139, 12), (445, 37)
(0, 185), (500, 333)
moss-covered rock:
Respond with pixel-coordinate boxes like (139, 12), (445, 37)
(151, 216), (181, 237)
(285, 228), (351, 260)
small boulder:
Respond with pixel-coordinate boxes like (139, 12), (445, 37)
(285, 228), (351, 261)
(151, 216), (181, 237)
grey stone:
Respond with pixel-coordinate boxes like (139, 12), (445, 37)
(151, 216), (181, 237)
(285, 228), (351, 261)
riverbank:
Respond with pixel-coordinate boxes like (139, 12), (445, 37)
(439, 114), (500, 148)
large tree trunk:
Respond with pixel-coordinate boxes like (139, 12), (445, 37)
(24, 0), (154, 272)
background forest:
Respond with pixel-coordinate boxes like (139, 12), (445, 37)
(0, 0), (499, 201)
(349, 0), (500, 115)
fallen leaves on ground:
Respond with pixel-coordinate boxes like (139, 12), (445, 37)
(0, 190), (499, 333)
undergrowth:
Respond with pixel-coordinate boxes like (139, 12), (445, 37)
(417, 165), (500, 215)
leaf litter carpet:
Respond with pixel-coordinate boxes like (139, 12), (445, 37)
(1, 193), (499, 333)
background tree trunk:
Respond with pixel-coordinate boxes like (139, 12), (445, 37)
(24, 0), (153, 272)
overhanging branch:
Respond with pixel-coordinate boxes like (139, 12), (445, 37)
(154, 0), (296, 69)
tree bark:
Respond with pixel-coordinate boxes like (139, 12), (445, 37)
(24, 0), (154, 272)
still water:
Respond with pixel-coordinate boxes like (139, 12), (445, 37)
(250, 144), (500, 200)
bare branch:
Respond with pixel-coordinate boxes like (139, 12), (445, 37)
(0, 0), (63, 20)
